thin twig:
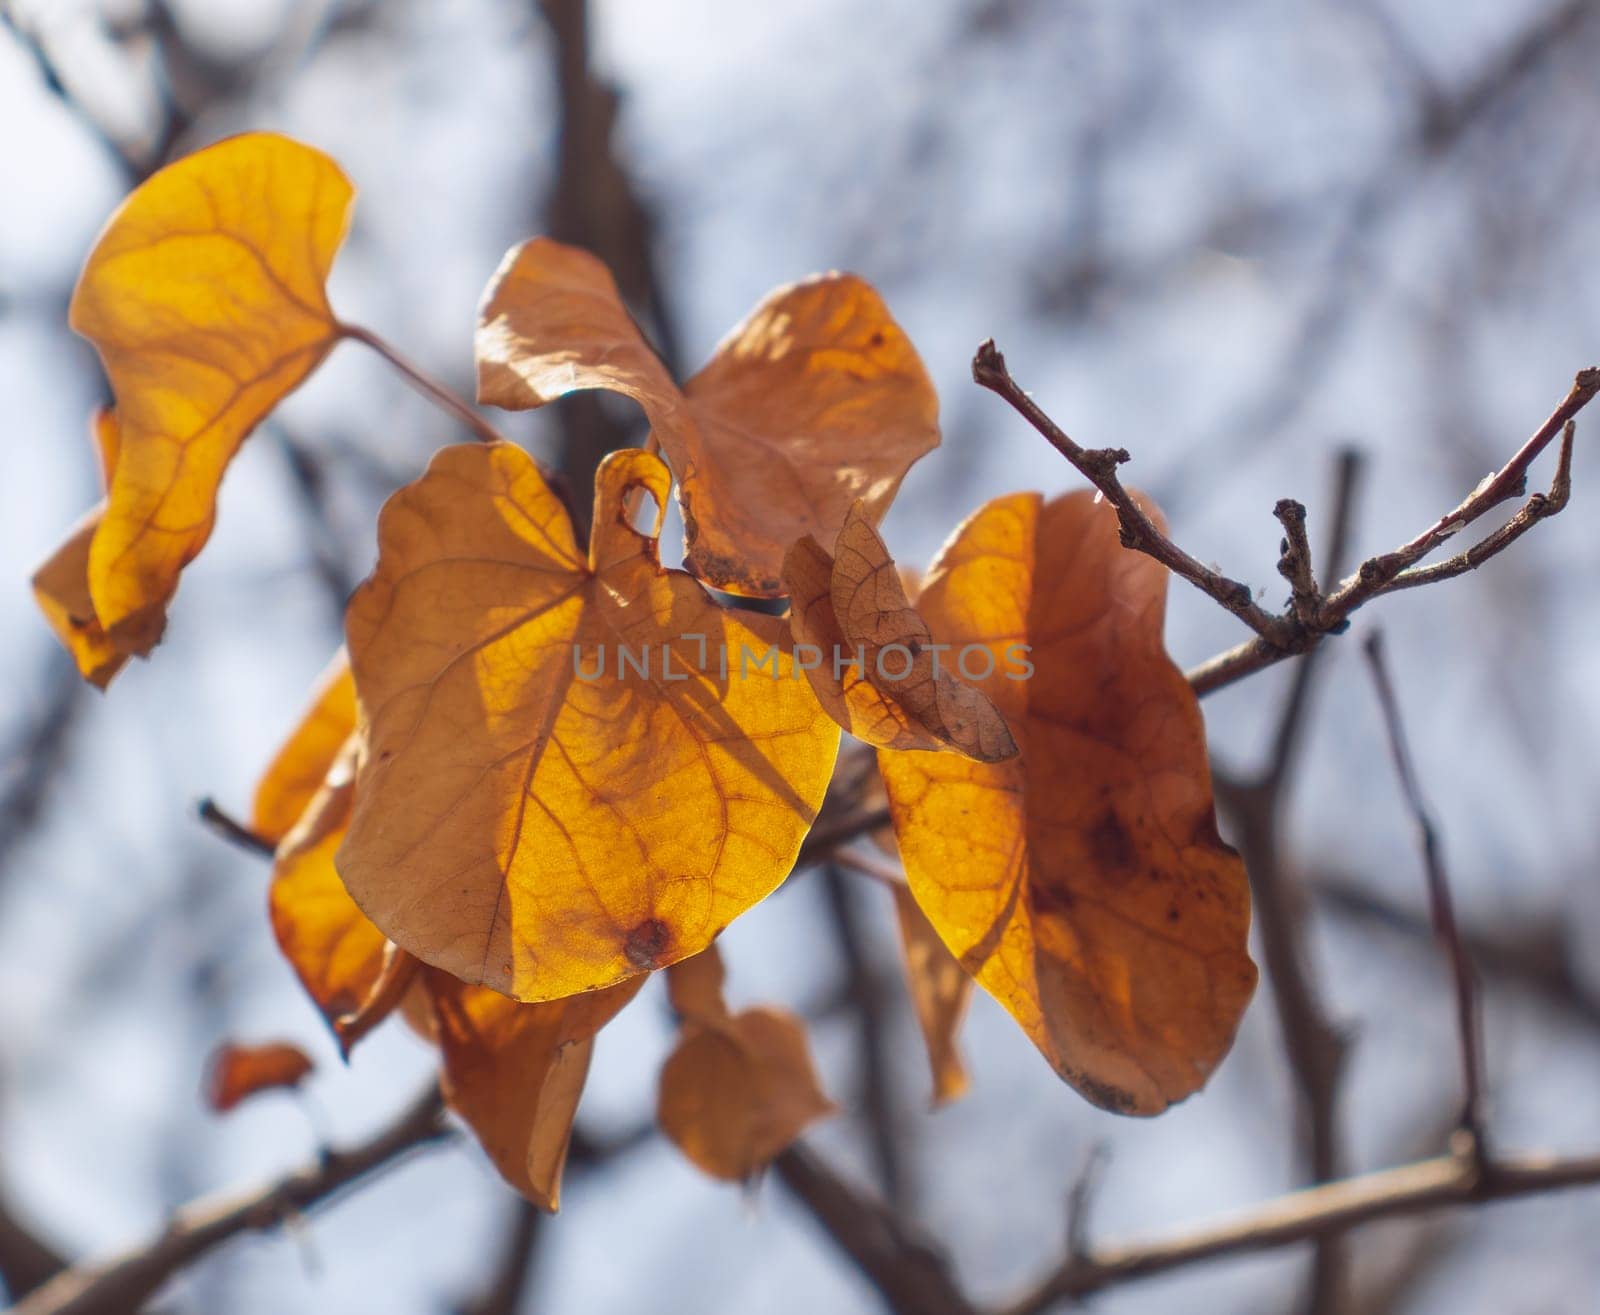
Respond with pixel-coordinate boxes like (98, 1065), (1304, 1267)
(455, 1198), (543, 1315)
(15, 1085), (450, 1315)
(196, 798), (274, 858)
(338, 324), (507, 446)
(1362, 632), (1486, 1147)
(972, 340), (1293, 645)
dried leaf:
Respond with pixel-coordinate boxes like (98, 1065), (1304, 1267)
(658, 948), (835, 1180)
(252, 651), (357, 845)
(892, 885), (973, 1105)
(476, 238), (939, 597)
(340, 443), (840, 1001)
(204, 1040), (314, 1112)
(68, 132), (352, 655)
(31, 409), (128, 688)
(878, 491), (1256, 1114)
(783, 502), (1017, 760)
(421, 968), (643, 1208)
(268, 734), (389, 1029)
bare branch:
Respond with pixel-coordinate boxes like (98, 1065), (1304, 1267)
(15, 1085), (450, 1315)
(1362, 632), (1486, 1146)
(196, 798), (274, 858)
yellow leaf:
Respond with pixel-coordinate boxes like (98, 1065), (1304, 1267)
(421, 968), (643, 1208)
(878, 491), (1256, 1114)
(252, 650), (357, 845)
(69, 132), (353, 655)
(476, 238), (939, 597)
(658, 948), (835, 1180)
(340, 443), (840, 1001)
(31, 409), (128, 689)
(268, 733), (389, 1028)
(891, 884), (974, 1106)
(783, 502), (1017, 760)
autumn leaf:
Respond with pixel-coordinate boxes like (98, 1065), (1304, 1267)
(31, 409), (128, 689)
(339, 442), (840, 1002)
(204, 1040), (314, 1113)
(66, 131), (352, 656)
(252, 651), (357, 845)
(783, 502), (1016, 760)
(658, 947), (835, 1180)
(268, 733), (390, 1029)
(892, 884), (974, 1105)
(475, 238), (939, 597)
(878, 491), (1256, 1114)
(419, 968), (642, 1209)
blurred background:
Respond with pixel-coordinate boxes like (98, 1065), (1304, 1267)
(3, 1), (1600, 1311)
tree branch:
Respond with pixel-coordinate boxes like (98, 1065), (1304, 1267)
(14, 1084), (450, 1315)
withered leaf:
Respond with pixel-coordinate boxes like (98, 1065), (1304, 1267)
(475, 238), (939, 597)
(784, 502), (1016, 761)
(892, 884), (974, 1106)
(252, 651), (357, 846)
(66, 132), (352, 656)
(420, 968), (643, 1208)
(340, 443), (840, 1001)
(658, 948), (835, 1181)
(204, 1040), (314, 1113)
(878, 491), (1256, 1114)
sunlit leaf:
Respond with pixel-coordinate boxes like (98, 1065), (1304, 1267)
(340, 443), (840, 1001)
(878, 491), (1256, 1114)
(783, 502), (1016, 760)
(31, 408), (128, 688)
(68, 132), (352, 655)
(252, 651), (357, 845)
(476, 238), (939, 597)
(892, 884), (973, 1106)
(204, 1040), (314, 1112)
(657, 948), (835, 1180)
(419, 968), (643, 1208)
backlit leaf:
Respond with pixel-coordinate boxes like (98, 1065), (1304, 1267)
(658, 948), (835, 1180)
(892, 884), (973, 1106)
(878, 491), (1256, 1114)
(340, 443), (840, 1001)
(252, 651), (357, 845)
(204, 1040), (314, 1112)
(476, 238), (939, 597)
(31, 409), (128, 688)
(783, 502), (1016, 760)
(69, 132), (352, 655)
(420, 968), (643, 1208)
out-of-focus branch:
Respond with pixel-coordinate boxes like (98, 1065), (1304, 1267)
(455, 1199), (543, 1315)
(0, 1188), (68, 1302)
(773, 1144), (975, 1315)
(0, 659), (83, 889)
(999, 1143), (1600, 1315)
(14, 1085), (450, 1315)
(1362, 633), (1486, 1147)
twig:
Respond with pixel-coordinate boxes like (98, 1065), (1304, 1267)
(338, 324), (507, 446)
(831, 848), (908, 890)
(972, 341), (1293, 645)
(14, 1085), (449, 1315)
(0, 1188), (68, 1301)
(196, 798), (274, 858)
(1275, 498), (1320, 625)
(455, 1199), (543, 1315)
(999, 1144), (1600, 1315)
(773, 1144), (975, 1315)
(1361, 632), (1486, 1147)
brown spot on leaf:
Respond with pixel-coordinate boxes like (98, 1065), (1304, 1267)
(625, 917), (673, 970)
(1088, 809), (1135, 874)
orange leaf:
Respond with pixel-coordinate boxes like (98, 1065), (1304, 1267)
(268, 733), (389, 1029)
(892, 884), (974, 1106)
(476, 238), (939, 597)
(783, 502), (1017, 760)
(420, 968), (643, 1208)
(339, 443), (840, 1001)
(658, 948), (835, 1180)
(204, 1040), (314, 1112)
(31, 409), (128, 688)
(68, 132), (352, 656)
(252, 651), (357, 845)
(878, 491), (1256, 1114)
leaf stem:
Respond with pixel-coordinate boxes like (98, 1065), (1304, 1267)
(339, 323), (508, 446)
